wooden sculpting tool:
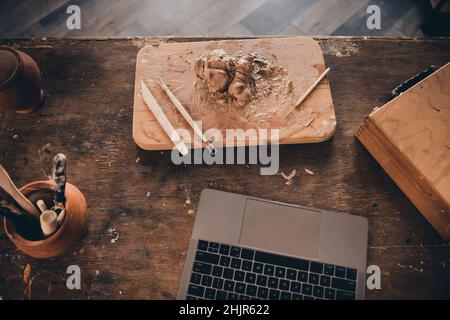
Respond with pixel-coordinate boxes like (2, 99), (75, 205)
(36, 199), (47, 213)
(39, 199), (66, 225)
(54, 204), (66, 225)
(36, 199), (58, 236)
(52, 153), (67, 206)
(282, 67), (331, 120)
(158, 77), (216, 155)
(40, 210), (58, 237)
(141, 80), (189, 156)
(0, 165), (40, 218)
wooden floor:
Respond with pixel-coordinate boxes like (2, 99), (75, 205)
(0, 0), (428, 38)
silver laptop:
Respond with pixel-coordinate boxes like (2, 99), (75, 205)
(178, 189), (368, 300)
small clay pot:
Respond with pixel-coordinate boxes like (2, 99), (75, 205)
(0, 46), (44, 114)
(4, 181), (88, 259)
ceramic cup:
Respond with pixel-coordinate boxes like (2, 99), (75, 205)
(4, 181), (88, 258)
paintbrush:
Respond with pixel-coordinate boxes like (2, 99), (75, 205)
(0, 186), (28, 219)
(52, 153), (67, 206)
(38, 143), (54, 180)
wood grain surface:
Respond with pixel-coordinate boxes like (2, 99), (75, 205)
(357, 63), (450, 239)
(0, 37), (449, 300)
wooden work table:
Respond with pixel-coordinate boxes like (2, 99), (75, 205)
(0, 37), (449, 300)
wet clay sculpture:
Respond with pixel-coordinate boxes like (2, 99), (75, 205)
(194, 49), (261, 107)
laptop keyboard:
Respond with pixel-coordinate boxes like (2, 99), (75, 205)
(186, 239), (358, 300)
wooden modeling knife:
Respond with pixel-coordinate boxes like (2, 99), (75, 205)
(158, 77), (216, 155)
(141, 80), (189, 156)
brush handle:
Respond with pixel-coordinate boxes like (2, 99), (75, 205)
(0, 186), (28, 218)
(40, 210), (58, 237)
(38, 143), (54, 179)
(52, 153), (67, 205)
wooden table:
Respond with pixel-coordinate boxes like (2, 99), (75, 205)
(0, 37), (449, 300)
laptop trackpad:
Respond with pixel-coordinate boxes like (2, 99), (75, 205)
(239, 199), (321, 259)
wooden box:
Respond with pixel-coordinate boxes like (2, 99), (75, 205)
(356, 62), (450, 239)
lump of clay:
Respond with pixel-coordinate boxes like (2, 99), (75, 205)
(228, 55), (254, 107)
(194, 50), (255, 107)
(193, 49), (291, 111)
(194, 49), (235, 93)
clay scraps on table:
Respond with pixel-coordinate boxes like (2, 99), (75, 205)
(280, 169), (296, 185)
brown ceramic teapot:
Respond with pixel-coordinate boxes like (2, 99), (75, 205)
(0, 46), (44, 113)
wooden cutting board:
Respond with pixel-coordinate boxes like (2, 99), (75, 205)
(133, 37), (336, 150)
(356, 62), (450, 239)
